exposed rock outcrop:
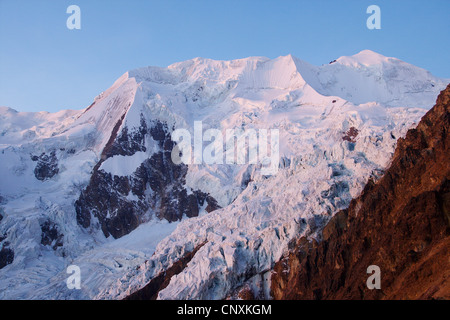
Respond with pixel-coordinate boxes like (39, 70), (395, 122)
(75, 119), (219, 239)
(0, 242), (14, 270)
(342, 126), (359, 143)
(0, 207), (13, 270)
(124, 242), (207, 300)
(271, 84), (450, 300)
(104, 114), (148, 158)
(40, 220), (64, 251)
(32, 151), (59, 181)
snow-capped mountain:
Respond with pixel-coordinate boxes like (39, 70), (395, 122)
(271, 84), (450, 300)
(0, 50), (447, 299)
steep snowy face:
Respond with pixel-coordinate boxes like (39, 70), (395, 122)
(295, 50), (443, 108)
(73, 54), (319, 235)
(0, 72), (139, 200)
(0, 51), (448, 300)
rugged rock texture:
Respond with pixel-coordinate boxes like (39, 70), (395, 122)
(0, 242), (14, 270)
(75, 119), (219, 239)
(124, 242), (207, 300)
(227, 272), (272, 300)
(192, 190), (221, 214)
(342, 126), (359, 143)
(271, 84), (450, 300)
(40, 220), (64, 251)
(0, 209), (13, 270)
(32, 151), (59, 181)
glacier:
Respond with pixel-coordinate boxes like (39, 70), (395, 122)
(0, 50), (448, 299)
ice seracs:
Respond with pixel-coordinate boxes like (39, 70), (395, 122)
(0, 50), (448, 299)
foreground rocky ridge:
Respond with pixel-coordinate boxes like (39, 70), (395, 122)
(0, 51), (448, 299)
(270, 85), (450, 300)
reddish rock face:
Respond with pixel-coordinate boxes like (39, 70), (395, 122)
(342, 126), (359, 143)
(124, 242), (206, 300)
(271, 84), (450, 300)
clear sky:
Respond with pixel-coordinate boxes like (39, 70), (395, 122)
(0, 0), (449, 112)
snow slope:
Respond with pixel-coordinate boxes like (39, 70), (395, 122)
(0, 50), (447, 299)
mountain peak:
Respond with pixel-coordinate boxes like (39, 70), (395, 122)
(271, 84), (450, 300)
(337, 49), (393, 67)
(0, 50), (448, 300)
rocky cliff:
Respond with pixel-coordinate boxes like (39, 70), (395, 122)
(75, 119), (220, 239)
(271, 84), (450, 300)
(1, 52), (448, 299)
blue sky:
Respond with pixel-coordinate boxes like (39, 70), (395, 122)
(0, 0), (449, 112)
